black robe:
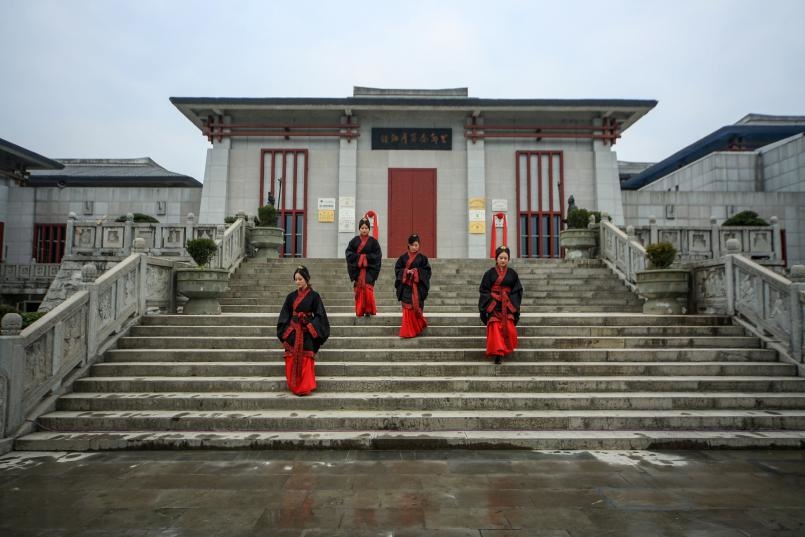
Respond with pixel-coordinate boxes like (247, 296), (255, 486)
(478, 267), (523, 325)
(394, 252), (431, 308)
(345, 235), (382, 284)
(276, 288), (330, 352)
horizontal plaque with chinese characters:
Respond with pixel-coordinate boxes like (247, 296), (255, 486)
(372, 128), (452, 150)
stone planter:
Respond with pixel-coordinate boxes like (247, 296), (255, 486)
(635, 269), (690, 315)
(175, 268), (230, 315)
(248, 226), (284, 259)
(560, 228), (597, 260)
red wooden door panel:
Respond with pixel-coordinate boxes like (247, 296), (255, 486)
(388, 169), (437, 258)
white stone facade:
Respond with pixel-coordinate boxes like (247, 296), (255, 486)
(178, 90), (651, 259)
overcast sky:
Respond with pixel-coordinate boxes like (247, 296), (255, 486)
(1, 0), (803, 182)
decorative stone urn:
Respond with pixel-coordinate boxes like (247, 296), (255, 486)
(175, 268), (230, 315)
(559, 229), (597, 260)
(247, 226), (284, 259)
(635, 269), (690, 314)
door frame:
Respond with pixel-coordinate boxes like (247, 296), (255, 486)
(515, 150), (564, 258)
(387, 167), (438, 258)
(259, 148), (309, 257)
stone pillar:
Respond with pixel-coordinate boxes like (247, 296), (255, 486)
(337, 115), (359, 256)
(592, 118), (625, 226)
(466, 116), (486, 258)
(198, 117), (232, 225)
(789, 265), (805, 362)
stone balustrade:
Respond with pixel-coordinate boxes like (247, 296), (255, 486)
(632, 216), (784, 265)
(0, 216), (249, 453)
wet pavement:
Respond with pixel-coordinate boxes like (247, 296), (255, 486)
(1, 449), (805, 536)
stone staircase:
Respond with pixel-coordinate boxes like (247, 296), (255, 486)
(16, 257), (805, 450)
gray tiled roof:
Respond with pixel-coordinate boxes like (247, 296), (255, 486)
(29, 158), (201, 187)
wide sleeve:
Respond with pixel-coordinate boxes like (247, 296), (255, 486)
(276, 292), (294, 342)
(394, 254), (406, 299)
(365, 238), (383, 284)
(418, 255), (432, 300)
(508, 269), (523, 325)
(310, 291), (330, 352)
(478, 268), (495, 324)
(344, 237), (360, 282)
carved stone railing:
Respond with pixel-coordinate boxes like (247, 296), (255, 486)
(65, 212), (224, 257)
(0, 252), (166, 449)
(0, 263), (61, 282)
(632, 216), (783, 265)
(0, 263), (61, 294)
(0, 216), (248, 452)
(599, 218), (647, 290)
(692, 253), (805, 362)
(209, 216), (247, 271)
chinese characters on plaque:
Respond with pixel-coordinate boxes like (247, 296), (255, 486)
(371, 128), (452, 150)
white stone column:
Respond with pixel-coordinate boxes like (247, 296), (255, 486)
(592, 118), (625, 226)
(337, 115), (358, 256)
(198, 118), (231, 225)
(466, 117), (486, 258)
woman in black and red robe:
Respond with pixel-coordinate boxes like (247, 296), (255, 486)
(394, 233), (431, 338)
(479, 245), (523, 364)
(345, 217), (382, 317)
(276, 265), (330, 395)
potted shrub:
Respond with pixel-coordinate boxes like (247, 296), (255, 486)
(115, 213), (160, 223)
(723, 210), (768, 227)
(635, 241), (690, 314)
(175, 237), (230, 315)
(559, 207), (600, 259)
(248, 203), (284, 259)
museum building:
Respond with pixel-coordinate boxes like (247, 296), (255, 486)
(171, 87), (656, 259)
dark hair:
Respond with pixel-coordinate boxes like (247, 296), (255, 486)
(293, 265), (311, 282)
(407, 233), (420, 245)
(359, 218), (371, 229)
(495, 245), (510, 259)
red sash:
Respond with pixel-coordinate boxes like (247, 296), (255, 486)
(282, 288), (319, 386)
(401, 252), (423, 319)
(486, 267), (517, 321)
(355, 236), (370, 292)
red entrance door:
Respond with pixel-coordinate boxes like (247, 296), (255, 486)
(388, 168), (437, 258)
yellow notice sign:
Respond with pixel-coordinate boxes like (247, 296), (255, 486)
(318, 210), (335, 223)
(468, 197), (485, 210)
(469, 221), (485, 234)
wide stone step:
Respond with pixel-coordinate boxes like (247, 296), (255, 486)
(19, 430), (805, 451)
(218, 296), (641, 307)
(115, 335), (760, 350)
(33, 409), (805, 432)
(57, 391), (805, 412)
(221, 304), (645, 313)
(129, 324), (747, 338)
(138, 313), (735, 327)
(226, 282), (636, 294)
(103, 347), (780, 363)
(73, 376), (805, 393)
(90, 361), (795, 378)
(224, 287), (636, 299)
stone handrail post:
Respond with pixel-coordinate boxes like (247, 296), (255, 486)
(790, 266), (805, 362)
(649, 215), (658, 244)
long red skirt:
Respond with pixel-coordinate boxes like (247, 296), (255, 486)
(486, 317), (518, 357)
(284, 350), (316, 395)
(399, 306), (428, 338)
(355, 283), (377, 316)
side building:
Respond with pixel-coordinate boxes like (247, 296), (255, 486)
(0, 145), (201, 310)
(621, 114), (805, 267)
(172, 87), (656, 259)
